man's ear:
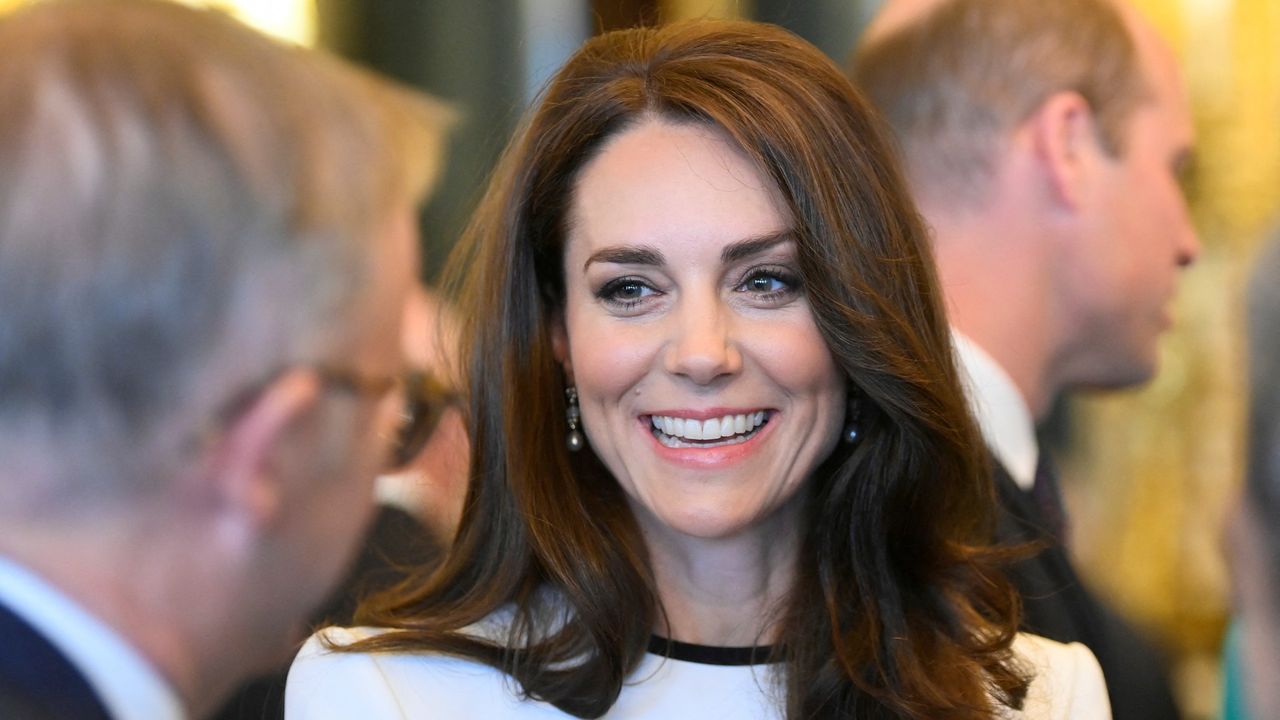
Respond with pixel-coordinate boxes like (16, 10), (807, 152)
(550, 309), (574, 382)
(1026, 90), (1104, 211)
(208, 369), (324, 531)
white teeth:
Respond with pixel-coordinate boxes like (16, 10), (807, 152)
(685, 420), (704, 440)
(701, 418), (718, 439)
(649, 411), (768, 442)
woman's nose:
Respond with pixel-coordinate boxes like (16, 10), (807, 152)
(663, 296), (742, 385)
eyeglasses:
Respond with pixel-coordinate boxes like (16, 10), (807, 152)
(385, 369), (461, 470)
(213, 366), (461, 472)
(312, 367), (462, 472)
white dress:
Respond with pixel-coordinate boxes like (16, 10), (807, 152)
(286, 624), (1110, 719)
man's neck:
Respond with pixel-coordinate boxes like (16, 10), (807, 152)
(950, 313), (1056, 420)
(0, 517), (242, 719)
(923, 194), (1062, 420)
(0, 549), (189, 720)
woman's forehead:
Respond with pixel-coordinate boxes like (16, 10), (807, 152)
(564, 119), (790, 266)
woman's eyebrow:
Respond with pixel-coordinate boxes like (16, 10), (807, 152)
(720, 230), (793, 265)
(583, 245), (665, 272)
(581, 230), (793, 273)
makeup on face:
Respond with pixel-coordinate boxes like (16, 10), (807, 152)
(557, 119), (846, 542)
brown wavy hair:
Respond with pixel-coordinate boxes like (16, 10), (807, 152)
(349, 20), (1027, 719)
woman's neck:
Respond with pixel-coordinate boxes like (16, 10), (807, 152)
(640, 500), (802, 647)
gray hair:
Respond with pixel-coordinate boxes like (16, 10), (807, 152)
(850, 0), (1148, 207)
(0, 0), (448, 503)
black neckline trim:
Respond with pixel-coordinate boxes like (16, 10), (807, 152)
(647, 635), (780, 666)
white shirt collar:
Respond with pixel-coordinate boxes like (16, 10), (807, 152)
(952, 330), (1039, 490)
(0, 555), (187, 720)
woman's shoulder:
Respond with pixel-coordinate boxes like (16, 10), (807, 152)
(285, 625), (538, 720)
(1008, 632), (1112, 720)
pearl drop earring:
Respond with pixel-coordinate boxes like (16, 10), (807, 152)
(565, 386), (584, 452)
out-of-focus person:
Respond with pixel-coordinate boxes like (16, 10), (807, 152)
(377, 285), (469, 544)
(1228, 237), (1280, 719)
(0, 1), (448, 718)
(215, 286), (460, 720)
(287, 20), (1110, 719)
(851, 1), (1199, 718)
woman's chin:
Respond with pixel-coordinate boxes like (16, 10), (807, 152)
(639, 501), (787, 544)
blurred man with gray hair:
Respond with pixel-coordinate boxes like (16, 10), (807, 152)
(0, 1), (448, 718)
(852, 1), (1198, 717)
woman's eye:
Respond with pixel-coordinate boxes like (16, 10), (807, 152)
(596, 277), (658, 308)
(612, 281), (648, 300)
(745, 274), (786, 293)
(737, 267), (798, 298)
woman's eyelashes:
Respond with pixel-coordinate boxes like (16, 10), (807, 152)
(591, 263), (800, 314)
(595, 275), (659, 311)
(735, 265), (800, 304)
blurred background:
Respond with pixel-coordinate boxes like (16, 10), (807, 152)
(3, 0), (1274, 717)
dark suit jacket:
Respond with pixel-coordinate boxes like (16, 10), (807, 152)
(211, 504), (441, 720)
(0, 600), (112, 720)
(995, 461), (1181, 720)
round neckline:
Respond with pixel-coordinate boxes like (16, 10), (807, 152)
(647, 635), (780, 666)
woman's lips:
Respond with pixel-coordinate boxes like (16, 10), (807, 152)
(639, 410), (775, 467)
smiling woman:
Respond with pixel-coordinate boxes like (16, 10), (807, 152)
(556, 118), (849, 558)
(286, 19), (1111, 720)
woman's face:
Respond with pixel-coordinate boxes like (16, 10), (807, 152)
(555, 119), (846, 542)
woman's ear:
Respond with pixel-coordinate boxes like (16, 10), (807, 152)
(550, 309), (574, 382)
